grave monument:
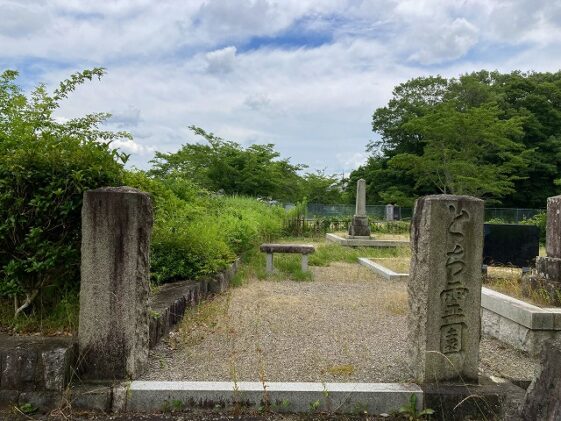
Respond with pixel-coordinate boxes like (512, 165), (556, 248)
(526, 195), (561, 304)
(348, 178), (371, 238)
(408, 195), (484, 383)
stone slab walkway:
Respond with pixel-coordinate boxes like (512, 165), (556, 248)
(142, 262), (538, 383)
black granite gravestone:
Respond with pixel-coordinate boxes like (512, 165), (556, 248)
(483, 223), (539, 268)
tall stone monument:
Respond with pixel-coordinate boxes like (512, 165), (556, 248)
(79, 187), (153, 380)
(534, 196), (561, 295)
(408, 195), (484, 383)
(348, 178), (371, 238)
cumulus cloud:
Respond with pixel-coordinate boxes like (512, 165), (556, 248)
(244, 93), (271, 110)
(111, 138), (155, 155)
(3, 0), (561, 174)
(109, 106), (141, 129)
(408, 18), (479, 65)
(0, 1), (49, 37)
(205, 46), (237, 74)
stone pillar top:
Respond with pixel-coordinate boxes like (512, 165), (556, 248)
(89, 186), (147, 195)
(355, 178), (367, 216)
(417, 194), (484, 203)
(546, 195), (561, 258)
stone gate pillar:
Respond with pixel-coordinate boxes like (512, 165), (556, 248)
(78, 187), (153, 379)
(408, 195), (484, 383)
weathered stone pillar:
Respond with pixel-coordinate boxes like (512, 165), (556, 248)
(408, 195), (484, 383)
(385, 204), (395, 221)
(78, 187), (153, 380)
(523, 195), (561, 305)
(348, 179), (370, 238)
(355, 179), (367, 216)
(536, 195), (561, 280)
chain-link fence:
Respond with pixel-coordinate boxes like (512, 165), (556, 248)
(305, 203), (544, 223)
(484, 208), (545, 223)
(306, 203), (414, 220)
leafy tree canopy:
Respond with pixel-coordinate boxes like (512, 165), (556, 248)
(355, 70), (561, 207)
(150, 126), (308, 202)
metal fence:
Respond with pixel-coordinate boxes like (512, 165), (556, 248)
(305, 203), (544, 223)
(484, 208), (544, 223)
(306, 203), (414, 219)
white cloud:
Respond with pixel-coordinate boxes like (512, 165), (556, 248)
(0, 1), (49, 37)
(205, 46), (237, 74)
(2, 0), (561, 175)
(407, 18), (479, 65)
(112, 138), (155, 155)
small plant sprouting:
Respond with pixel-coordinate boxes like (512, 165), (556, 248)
(399, 394), (434, 420)
(353, 401), (368, 415)
(17, 402), (38, 415)
(161, 399), (184, 413)
(309, 399), (321, 412)
(149, 309), (161, 319)
(172, 399), (184, 411)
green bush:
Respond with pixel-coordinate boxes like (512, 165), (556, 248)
(0, 69), (127, 317)
(125, 172), (285, 285)
(521, 212), (546, 243)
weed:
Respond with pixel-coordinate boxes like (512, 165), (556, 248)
(175, 292), (230, 347)
(383, 289), (408, 315)
(399, 394), (434, 420)
(371, 257), (411, 273)
(309, 399), (321, 412)
(162, 399), (184, 413)
(149, 309), (161, 319)
(309, 242), (409, 267)
(327, 364), (355, 376)
(352, 401), (369, 415)
(0, 290), (79, 335)
(17, 402), (38, 415)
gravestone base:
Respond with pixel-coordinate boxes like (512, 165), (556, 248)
(422, 376), (526, 421)
(535, 256), (561, 280)
(521, 273), (561, 307)
(348, 215), (371, 237)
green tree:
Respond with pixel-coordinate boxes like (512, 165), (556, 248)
(300, 170), (345, 204)
(0, 69), (128, 316)
(150, 126), (305, 201)
(389, 101), (525, 198)
(358, 70), (561, 206)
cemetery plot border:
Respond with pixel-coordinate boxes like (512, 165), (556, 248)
(326, 233), (410, 247)
(361, 258), (561, 356)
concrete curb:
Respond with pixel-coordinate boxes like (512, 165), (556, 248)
(118, 381), (422, 414)
(326, 233), (410, 248)
(481, 287), (561, 330)
(358, 258), (409, 281)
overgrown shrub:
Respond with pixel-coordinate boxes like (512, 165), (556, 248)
(0, 69), (128, 317)
(126, 172), (285, 285)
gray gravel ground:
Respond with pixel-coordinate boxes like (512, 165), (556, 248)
(142, 262), (538, 383)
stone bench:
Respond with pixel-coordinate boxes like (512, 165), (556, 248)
(259, 243), (315, 273)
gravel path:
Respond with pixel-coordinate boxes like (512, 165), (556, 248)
(142, 262), (538, 383)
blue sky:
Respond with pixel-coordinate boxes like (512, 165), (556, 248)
(2, 0), (561, 175)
